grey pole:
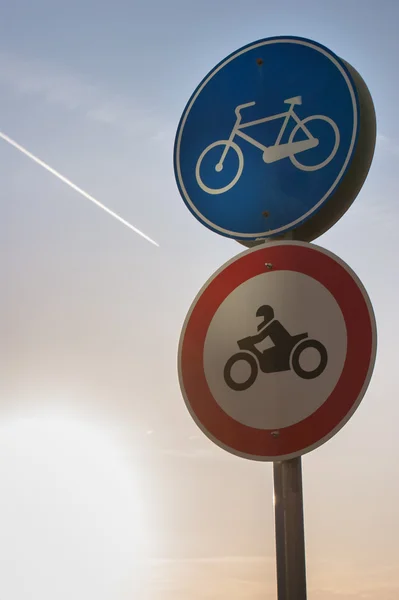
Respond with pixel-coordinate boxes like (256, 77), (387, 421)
(273, 457), (307, 600)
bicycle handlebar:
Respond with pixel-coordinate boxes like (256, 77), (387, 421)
(235, 101), (256, 117)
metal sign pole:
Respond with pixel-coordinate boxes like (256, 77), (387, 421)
(273, 457), (307, 600)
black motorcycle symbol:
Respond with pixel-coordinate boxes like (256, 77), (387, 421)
(224, 305), (328, 391)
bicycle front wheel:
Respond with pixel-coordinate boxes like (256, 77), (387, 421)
(195, 140), (244, 195)
(289, 115), (340, 172)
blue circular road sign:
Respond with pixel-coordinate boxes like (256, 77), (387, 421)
(174, 36), (364, 242)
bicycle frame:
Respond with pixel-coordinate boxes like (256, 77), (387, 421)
(217, 101), (315, 167)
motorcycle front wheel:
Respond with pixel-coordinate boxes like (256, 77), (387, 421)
(224, 352), (258, 391)
(291, 339), (328, 380)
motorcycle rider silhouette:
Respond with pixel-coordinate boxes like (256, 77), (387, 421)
(255, 305), (297, 371)
(224, 304), (328, 391)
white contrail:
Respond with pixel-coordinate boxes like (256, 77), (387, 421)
(0, 131), (159, 247)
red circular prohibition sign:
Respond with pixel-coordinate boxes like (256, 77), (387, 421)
(178, 242), (377, 461)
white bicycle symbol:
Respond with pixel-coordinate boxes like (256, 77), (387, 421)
(195, 96), (340, 195)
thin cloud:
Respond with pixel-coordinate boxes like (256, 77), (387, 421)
(0, 52), (163, 137)
(142, 555), (399, 600)
(144, 555), (276, 600)
(161, 447), (217, 459)
(149, 555), (271, 565)
(376, 133), (399, 157)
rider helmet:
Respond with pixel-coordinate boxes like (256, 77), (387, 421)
(256, 305), (275, 323)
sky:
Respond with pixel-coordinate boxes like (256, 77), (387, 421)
(1, 0), (399, 598)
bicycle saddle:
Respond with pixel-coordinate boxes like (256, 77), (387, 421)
(284, 96), (302, 105)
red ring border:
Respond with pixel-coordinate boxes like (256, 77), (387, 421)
(178, 242), (376, 460)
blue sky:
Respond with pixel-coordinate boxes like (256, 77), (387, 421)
(1, 1), (399, 599)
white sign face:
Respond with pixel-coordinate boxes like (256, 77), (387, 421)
(204, 270), (347, 430)
(178, 241), (377, 461)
